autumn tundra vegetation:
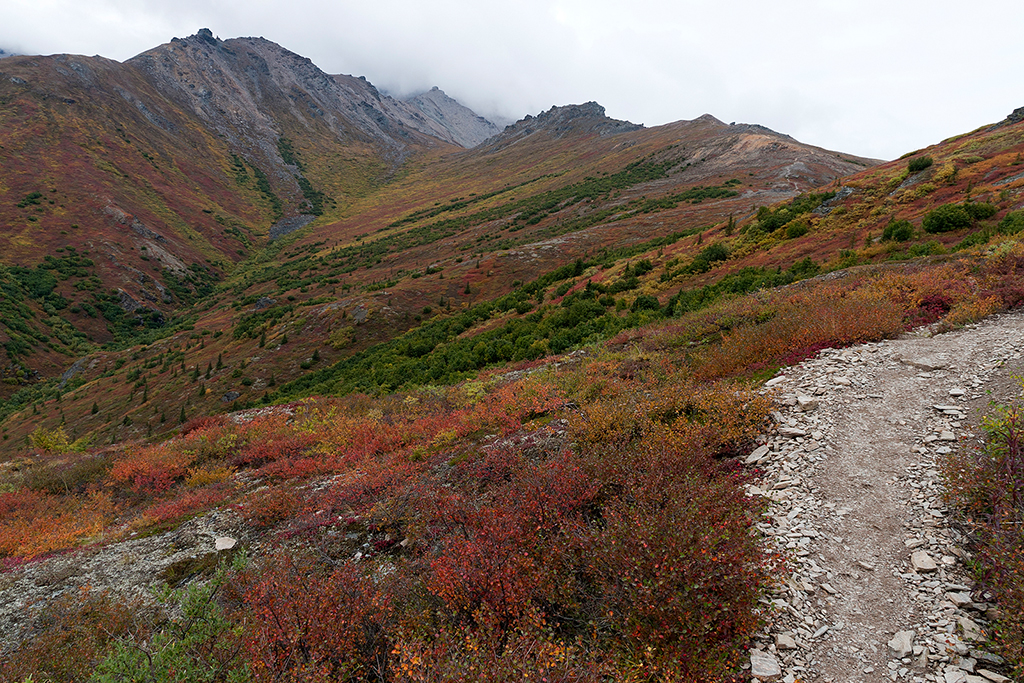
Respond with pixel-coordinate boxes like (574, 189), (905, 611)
(2, 30), (1024, 682)
(2, 241), (1024, 681)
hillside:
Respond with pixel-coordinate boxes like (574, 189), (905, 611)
(3, 31), (1024, 683)
(402, 86), (503, 147)
(0, 30), (879, 451)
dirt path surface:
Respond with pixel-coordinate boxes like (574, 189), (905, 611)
(747, 312), (1024, 683)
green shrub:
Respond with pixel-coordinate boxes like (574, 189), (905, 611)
(907, 156), (934, 173)
(999, 211), (1024, 235)
(785, 219), (809, 239)
(964, 202), (997, 221)
(923, 204), (973, 233)
(630, 294), (660, 312)
(882, 220), (914, 242)
(89, 559), (250, 683)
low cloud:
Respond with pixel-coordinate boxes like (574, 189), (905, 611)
(2, 0), (1021, 160)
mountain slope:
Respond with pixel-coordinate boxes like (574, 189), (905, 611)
(0, 31), (499, 395)
(402, 86), (503, 147)
(0, 30), (880, 452)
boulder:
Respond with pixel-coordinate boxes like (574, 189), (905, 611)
(888, 630), (915, 658)
(750, 650), (782, 681)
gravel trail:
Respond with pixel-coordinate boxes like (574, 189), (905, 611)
(747, 312), (1024, 683)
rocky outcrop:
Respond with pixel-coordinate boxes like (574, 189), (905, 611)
(402, 86), (502, 148)
(480, 102), (642, 152)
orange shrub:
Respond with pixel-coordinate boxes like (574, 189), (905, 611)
(692, 284), (905, 379)
(109, 443), (192, 495)
(0, 489), (114, 560)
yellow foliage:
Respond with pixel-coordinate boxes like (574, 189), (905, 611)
(329, 325), (355, 349)
(944, 295), (1001, 328)
(934, 162), (958, 185)
(29, 426), (73, 454)
(184, 464), (235, 488)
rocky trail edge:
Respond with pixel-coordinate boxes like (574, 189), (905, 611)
(745, 311), (1024, 683)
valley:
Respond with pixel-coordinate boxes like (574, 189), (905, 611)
(1, 28), (1023, 683)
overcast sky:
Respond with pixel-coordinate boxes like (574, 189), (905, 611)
(1, 0), (1020, 160)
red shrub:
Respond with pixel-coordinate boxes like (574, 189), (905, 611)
(236, 556), (394, 682)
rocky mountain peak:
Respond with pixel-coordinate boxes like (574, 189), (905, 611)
(402, 86), (501, 148)
(481, 101), (642, 152)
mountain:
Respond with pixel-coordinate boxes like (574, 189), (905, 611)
(0, 29), (878, 449)
(6, 33), (1024, 683)
(0, 30), (502, 387)
(402, 86), (503, 147)
(0, 48), (15, 59)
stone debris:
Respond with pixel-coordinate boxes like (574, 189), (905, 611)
(751, 649), (784, 680)
(889, 630), (915, 658)
(214, 536), (237, 551)
(747, 313), (1024, 683)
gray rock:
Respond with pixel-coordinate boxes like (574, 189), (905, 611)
(947, 591), (974, 606)
(222, 391), (241, 403)
(750, 650), (782, 680)
(745, 444), (771, 464)
(958, 616), (984, 642)
(214, 536), (237, 551)
(902, 357), (948, 371)
(976, 669), (1010, 683)
(776, 632), (798, 650)
(778, 427), (807, 437)
(797, 394), (820, 411)
(911, 550), (939, 572)
(888, 630), (915, 658)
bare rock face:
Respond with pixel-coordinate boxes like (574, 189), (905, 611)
(479, 101), (643, 152)
(402, 86), (502, 148)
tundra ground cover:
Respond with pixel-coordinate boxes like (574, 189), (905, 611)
(943, 387), (1024, 678)
(3, 245), (1024, 681)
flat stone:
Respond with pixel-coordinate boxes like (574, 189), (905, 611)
(911, 550), (938, 573)
(939, 431), (957, 441)
(745, 444), (771, 464)
(950, 388), (967, 397)
(971, 651), (1005, 667)
(833, 376), (852, 386)
(977, 669), (1010, 683)
(765, 375), (787, 387)
(797, 394), (820, 411)
(750, 649), (782, 680)
(903, 356), (948, 371)
(959, 616), (985, 642)
(778, 427), (807, 437)
(944, 670), (968, 683)
(776, 632), (798, 650)
(888, 630), (915, 658)
(214, 536), (237, 551)
(947, 591), (973, 606)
